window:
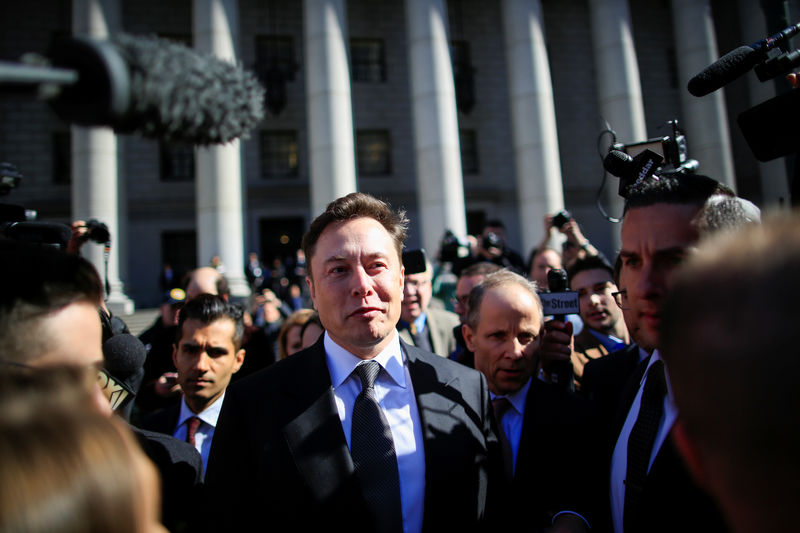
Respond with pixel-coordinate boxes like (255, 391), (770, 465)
(460, 129), (479, 174)
(159, 141), (195, 182)
(356, 130), (391, 176)
(450, 40), (475, 113)
(52, 131), (71, 184)
(255, 35), (297, 82)
(351, 39), (386, 82)
(260, 130), (299, 179)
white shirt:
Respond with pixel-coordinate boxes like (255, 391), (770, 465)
(610, 350), (678, 533)
(490, 378), (531, 475)
(174, 392), (225, 477)
(324, 331), (426, 533)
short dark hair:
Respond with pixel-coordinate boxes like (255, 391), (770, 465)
(176, 294), (245, 349)
(623, 174), (733, 215)
(566, 255), (614, 287)
(301, 192), (408, 279)
(0, 241), (103, 363)
(459, 261), (502, 280)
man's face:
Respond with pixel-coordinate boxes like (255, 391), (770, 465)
(529, 249), (562, 288)
(463, 284), (543, 395)
(571, 268), (621, 333)
(32, 301), (110, 416)
(306, 217), (404, 358)
(454, 274), (483, 323)
(401, 270), (432, 323)
(172, 318), (245, 413)
(619, 204), (701, 352)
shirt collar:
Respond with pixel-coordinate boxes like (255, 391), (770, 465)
(324, 330), (407, 389)
(490, 377), (532, 417)
(398, 312), (428, 333)
(642, 349), (675, 403)
(178, 391), (225, 428)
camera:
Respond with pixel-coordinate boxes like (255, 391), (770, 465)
(481, 231), (504, 251)
(603, 119), (699, 198)
(84, 219), (110, 244)
(438, 230), (465, 263)
(552, 210), (572, 229)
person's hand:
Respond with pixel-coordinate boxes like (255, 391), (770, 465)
(540, 319), (574, 373)
(154, 372), (181, 397)
(560, 219), (584, 244)
(544, 214), (557, 237)
(66, 220), (90, 255)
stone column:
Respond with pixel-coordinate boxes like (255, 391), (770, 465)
(193, 0), (250, 298)
(737, 0), (790, 207)
(304, 0), (358, 216)
(502, 0), (565, 256)
(588, 0), (648, 249)
(72, 0), (134, 315)
(406, 0), (468, 255)
(671, 0), (736, 190)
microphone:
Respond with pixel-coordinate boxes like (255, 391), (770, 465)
(0, 34), (265, 145)
(100, 333), (147, 416)
(603, 148), (663, 198)
(539, 269), (579, 392)
(688, 22), (800, 97)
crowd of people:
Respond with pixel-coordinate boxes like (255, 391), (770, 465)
(0, 174), (795, 533)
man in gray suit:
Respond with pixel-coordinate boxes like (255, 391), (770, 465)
(205, 192), (497, 532)
(397, 258), (460, 358)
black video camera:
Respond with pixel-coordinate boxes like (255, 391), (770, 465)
(603, 120), (698, 198)
(481, 231), (504, 251)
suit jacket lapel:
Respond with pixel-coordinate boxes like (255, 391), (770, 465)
(280, 342), (357, 503)
(403, 343), (460, 503)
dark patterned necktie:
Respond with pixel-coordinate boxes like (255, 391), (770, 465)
(492, 397), (514, 480)
(624, 360), (667, 531)
(350, 360), (403, 533)
(185, 416), (201, 448)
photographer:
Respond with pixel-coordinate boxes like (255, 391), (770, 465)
(473, 219), (525, 274)
(532, 212), (604, 273)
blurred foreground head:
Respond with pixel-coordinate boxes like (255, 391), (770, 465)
(661, 213), (800, 533)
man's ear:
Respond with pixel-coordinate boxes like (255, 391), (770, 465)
(463, 323), (476, 352)
(306, 275), (315, 303)
(232, 348), (246, 374)
(672, 419), (709, 490)
(171, 344), (178, 367)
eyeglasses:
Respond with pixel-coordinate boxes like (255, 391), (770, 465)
(612, 290), (629, 310)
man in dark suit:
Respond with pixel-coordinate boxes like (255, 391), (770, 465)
(397, 257), (460, 358)
(205, 192), (497, 532)
(544, 175), (733, 533)
(140, 293), (246, 476)
(462, 269), (597, 533)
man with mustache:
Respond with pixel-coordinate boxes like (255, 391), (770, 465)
(206, 192), (497, 532)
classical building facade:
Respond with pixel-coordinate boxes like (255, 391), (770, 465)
(0, 0), (794, 309)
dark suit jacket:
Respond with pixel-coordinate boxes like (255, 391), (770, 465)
(139, 402), (180, 436)
(204, 337), (497, 532)
(132, 427), (203, 533)
(500, 379), (602, 532)
(588, 354), (729, 533)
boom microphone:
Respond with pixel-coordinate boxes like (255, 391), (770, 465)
(0, 34), (265, 145)
(688, 22), (800, 97)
